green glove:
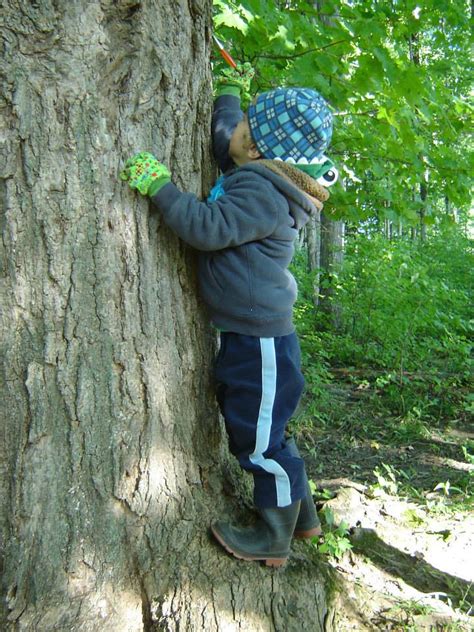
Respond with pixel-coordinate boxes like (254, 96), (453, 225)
(214, 62), (255, 101)
(120, 152), (171, 196)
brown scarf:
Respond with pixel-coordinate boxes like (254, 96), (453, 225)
(259, 159), (329, 211)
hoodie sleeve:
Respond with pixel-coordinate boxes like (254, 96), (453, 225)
(150, 176), (278, 252)
(212, 94), (244, 173)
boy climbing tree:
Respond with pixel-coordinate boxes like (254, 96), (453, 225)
(120, 61), (337, 567)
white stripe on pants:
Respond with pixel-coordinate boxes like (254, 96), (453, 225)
(249, 338), (292, 507)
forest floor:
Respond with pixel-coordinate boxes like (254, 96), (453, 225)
(294, 374), (474, 632)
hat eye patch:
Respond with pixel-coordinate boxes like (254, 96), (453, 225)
(317, 167), (338, 187)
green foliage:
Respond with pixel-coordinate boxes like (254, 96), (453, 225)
(212, 0), (472, 225)
(335, 228), (471, 371)
(371, 462), (401, 496)
(293, 223), (473, 422)
(427, 471), (474, 516)
(367, 460), (474, 515)
(461, 443), (474, 465)
(317, 507), (353, 560)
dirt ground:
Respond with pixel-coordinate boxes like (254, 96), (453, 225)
(297, 379), (474, 631)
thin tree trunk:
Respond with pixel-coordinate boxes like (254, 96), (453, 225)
(305, 212), (321, 306)
(319, 213), (344, 328)
(420, 180), (428, 241)
(313, 0), (344, 321)
(410, 32), (428, 242)
(445, 195), (451, 215)
(1, 2), (331, 630)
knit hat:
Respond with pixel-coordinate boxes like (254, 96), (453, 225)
(247, 87), (332, 164)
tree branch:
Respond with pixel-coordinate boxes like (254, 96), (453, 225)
(254, 39), (350, 61)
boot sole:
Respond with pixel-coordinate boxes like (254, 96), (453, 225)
(294, 526), (322, 539)
(211, 525), (288, 567)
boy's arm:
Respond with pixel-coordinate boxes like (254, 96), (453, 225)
(119, 153), (277, 250)
(212, 94), (243, 174)
(151, 178), (278, 251)
(212, 64), (255, 173)
(119, 143), (277, 253)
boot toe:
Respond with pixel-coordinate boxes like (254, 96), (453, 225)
(211, 521), (288, 566)
(211, 521), (257, 561)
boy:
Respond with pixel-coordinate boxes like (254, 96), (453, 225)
(120, 66), (336, 567)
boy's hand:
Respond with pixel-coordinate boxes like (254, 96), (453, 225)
(120, 152), (171, 196)
(214, 62), (255, 101)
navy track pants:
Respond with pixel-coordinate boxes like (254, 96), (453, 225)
(215, 331), (308, 508)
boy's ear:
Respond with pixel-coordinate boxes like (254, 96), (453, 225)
(248, 143), (261, 160)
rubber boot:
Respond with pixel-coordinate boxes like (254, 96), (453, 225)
(211, 500), (301, 567)
(286, 437), (322, 539)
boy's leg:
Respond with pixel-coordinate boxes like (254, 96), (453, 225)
(285, 436), (322, 538)
(215, 332), (307, 508)
(212, 332), (307, 565)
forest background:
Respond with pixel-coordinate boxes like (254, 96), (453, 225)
(213, 0), (473, 578)
(1, 1), (472, 629)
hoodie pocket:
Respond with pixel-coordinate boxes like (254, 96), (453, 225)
(245, 245), (255, 312)
(208, 257), (225, 294)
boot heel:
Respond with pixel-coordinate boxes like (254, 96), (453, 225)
(294, 526), (322, 539)
(264, 557), (287, 567)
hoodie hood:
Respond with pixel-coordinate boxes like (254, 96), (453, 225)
(239, 160), (329, 230)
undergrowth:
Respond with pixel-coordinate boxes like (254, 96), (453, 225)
(290, 223), (473, 514)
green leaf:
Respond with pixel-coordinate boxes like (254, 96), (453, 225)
(212, 0), (473, 222)
(214, 6), (249, 33)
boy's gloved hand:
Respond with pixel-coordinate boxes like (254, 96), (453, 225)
(120, 152), (171, 196)
(214, 62), (255, 101)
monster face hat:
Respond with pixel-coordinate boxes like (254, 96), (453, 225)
(247, 87), (338, 186)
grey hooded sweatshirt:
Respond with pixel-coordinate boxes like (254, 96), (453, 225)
(150, 95), (323, 337)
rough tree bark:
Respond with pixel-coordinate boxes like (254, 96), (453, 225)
(1, 2), (330, 630)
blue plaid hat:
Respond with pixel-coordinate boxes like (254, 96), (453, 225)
(247, 88), (333, 163)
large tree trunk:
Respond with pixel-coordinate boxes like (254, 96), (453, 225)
(1, 2), (329, 630)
